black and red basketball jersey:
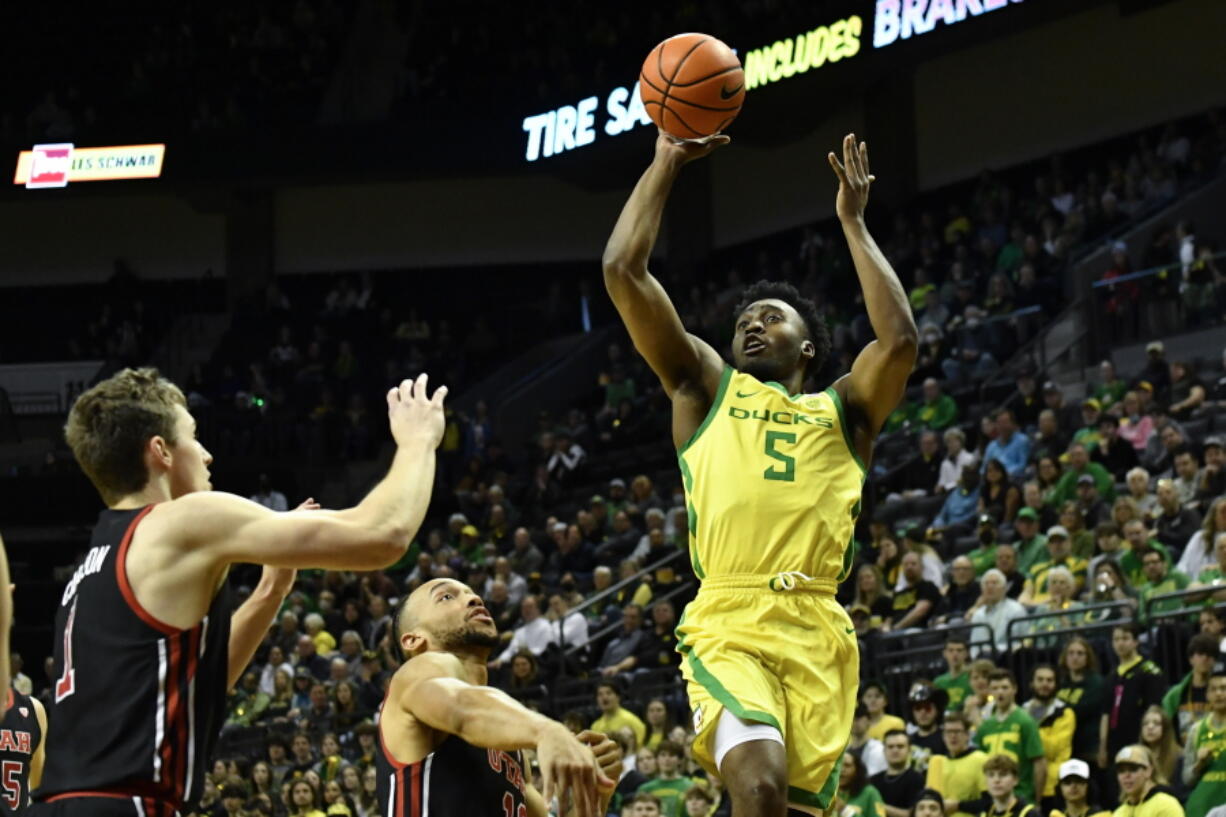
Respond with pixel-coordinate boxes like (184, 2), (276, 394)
(0, 688), (42, 814)
(377, 718), (529, 817)
(38, 506), (232, 814)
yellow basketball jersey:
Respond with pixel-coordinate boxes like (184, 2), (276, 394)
(677, 365), (866, 582)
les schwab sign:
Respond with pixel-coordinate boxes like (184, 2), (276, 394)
(522, 0), (1026, 163)
(13, 143), (166, 188)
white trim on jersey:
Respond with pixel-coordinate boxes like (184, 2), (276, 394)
(153, 639), (168, 783)
(387, 772), (397, 813)
(422, 754), (434, 817)
(184, 615), (208, 798)
(133, 795), (147, 817)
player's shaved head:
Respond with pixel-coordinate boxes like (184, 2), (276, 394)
(394, 578), (498, 659)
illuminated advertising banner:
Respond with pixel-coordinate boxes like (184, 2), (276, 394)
(13, 143), (166, 188)
(521, 0), (1027, 163)
(873, 0), (1024, 49)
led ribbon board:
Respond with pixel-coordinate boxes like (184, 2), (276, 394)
(14, 143), (166, 188)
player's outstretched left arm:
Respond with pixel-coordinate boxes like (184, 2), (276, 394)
(828, 134), (918, 440)
(524, 731), (622, 817)
(225, 498), (319, 688)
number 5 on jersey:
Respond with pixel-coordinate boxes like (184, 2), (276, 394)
(764, 431), (796, 482)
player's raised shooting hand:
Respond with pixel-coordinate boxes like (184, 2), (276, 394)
(386, 373), (448, 449)
(828, 133), (875, 224)
(654, 128), (730, 169)
(537, 724), (610, 817)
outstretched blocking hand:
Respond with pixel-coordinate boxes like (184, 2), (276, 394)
(575, 730), (623, 792)
(387, 373), (448, 449)
(828, 132), (875, 223)
(654, 129), (730, 168)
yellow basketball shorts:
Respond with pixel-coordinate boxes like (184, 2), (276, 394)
(676, 574), (859, 812)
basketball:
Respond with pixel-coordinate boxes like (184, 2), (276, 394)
(639, 32), (745, 140)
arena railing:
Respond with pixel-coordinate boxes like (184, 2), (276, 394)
(557, 547), (693, 658)
(1142, 589), (1226, 680)
(1088, 251), (1226, 291)
(863, 622), (996, 705)
(1003, 601), (1137, 684)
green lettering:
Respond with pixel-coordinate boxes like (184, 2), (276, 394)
(729, 407), (750, 419)
(744, 47), (772, 91)
(751, 409), (770, 421)
(772, 411), (793, 424)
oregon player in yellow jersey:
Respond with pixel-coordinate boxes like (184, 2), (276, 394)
(602, 130), (917, 817)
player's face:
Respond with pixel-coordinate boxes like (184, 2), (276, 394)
(406, 579), (499, 655)
(167, 404), (213, 497)
(731, 299), (814, 383)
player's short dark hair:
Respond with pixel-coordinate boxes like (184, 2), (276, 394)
(733, 279), (830, 377)
(655, 740), (683, 759)
(392, 592), (412, 660)
(987, 669), (1017, 686)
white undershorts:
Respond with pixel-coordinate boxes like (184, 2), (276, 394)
(713, 710), (785, 772)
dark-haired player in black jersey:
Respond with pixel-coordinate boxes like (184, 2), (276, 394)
(0, 534), (45, 814)
(379, 578), (621, 817)
(0, 686), (46, 814)
(31, 369), (447, 817)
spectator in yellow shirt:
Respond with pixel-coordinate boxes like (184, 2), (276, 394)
(864, 682), (907, 742)
(591, 681), (647, 747)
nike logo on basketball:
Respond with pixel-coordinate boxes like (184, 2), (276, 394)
(736, 390), (759, 398)
(720, 83), (743, 100)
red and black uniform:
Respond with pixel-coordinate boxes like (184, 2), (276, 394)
(0, 689), (43, 814)
(33, 506), (232, 817)
(377, 718), (529, 817)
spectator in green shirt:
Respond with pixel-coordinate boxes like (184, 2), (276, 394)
(637, 740), (693, 816)
(1071, 399), (1105, 452)
(916, 378), (959, 431)
(935, 637), (974, 712)
(1052, 443), (1116, 508)
(1120, 520), (1173, 588)
(1092, 360), (1128, 414)
(1136, 549), (1191, 622)
(1012, 508), (1048, 575)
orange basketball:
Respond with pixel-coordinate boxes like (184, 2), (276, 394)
(639, 33), (744, 140)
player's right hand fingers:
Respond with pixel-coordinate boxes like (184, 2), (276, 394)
(412, 372), (428, 401)
(431, 384), (448, 406)
(541, 765), (555, 805)
(387, 387), (399, 409)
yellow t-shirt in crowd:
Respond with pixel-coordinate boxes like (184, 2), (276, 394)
(591, 707), (647, 747)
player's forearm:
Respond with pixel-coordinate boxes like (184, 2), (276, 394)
(841, 218), (918, 351)
(448, 684), (565, 751)
(337, 441), (437, 558)
(602, 157), (681, 279)
(227, 573), (290, 688)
